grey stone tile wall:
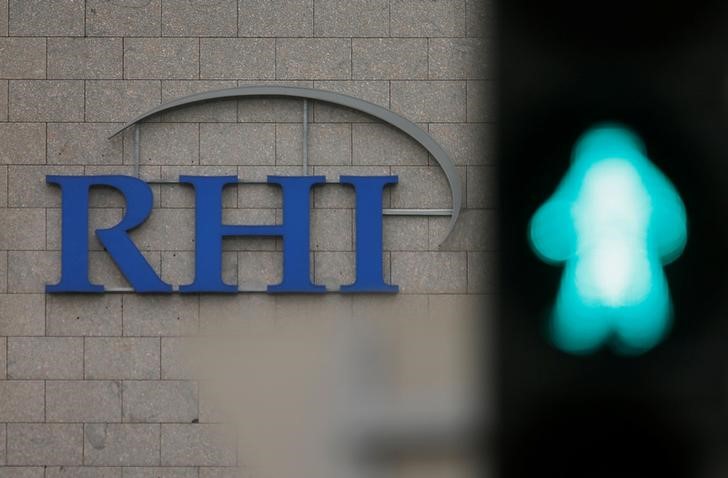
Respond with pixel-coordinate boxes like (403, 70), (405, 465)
(0, 0), (493, 474)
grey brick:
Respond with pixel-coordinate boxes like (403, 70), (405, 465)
(84, 424), (160, 466)
(126, 122), (198, 165)
(390, 0), (466, 37)
(161, 250), (236, 288)
(383, 216), (429, 250)
(308, 123), (351, 165)
(314, 0), (388, 37)
(353, 123), (428, 166)
(312, 80), (388, 122)
(0, 338), (6, 379)
(200, 123), (275, 166)
(276, 38), (351, 80)
(8, 165), (83, 207)
(47, 295), (122, 336)
(0, 0), (7, 36)
(46, 381), (122, 422)
(199, 38), (274, 80)
(390, 166), (452, 208)
(6, 424), (83, 466)
(124, 38), (199, 80)
(391, 251), (467, 293)
(0, 381), (44, 422)
(46, 467), (121, 478)
(48, 38), (123, 80)
(130, 208), (195, 251)
(277, 123), (351, 166)
(85, 80), (161, 122)
(237, 164), (300, 182)
(48, 123), (123, 165)
(0, 168), (5, 210)
(312, 165), (390, 208)
(9, 80), (84, 122)
(7, 251), (59, 293)
(161, 424), (236, 466)
(0, 38), (45, 79)
(0, 123), (45, 164)
(429, 38), (489, 80)
(0, 468), (44, 478)
(466, 79), (492, 122)
(352, 39), (427, 80)
(159, 165), (237, 207)
(123, 295), (199, 336)
(429, 123), (493, 165)
(0, 294), (45, 336)
(161, 80), (237, 123)
(274, 124), (304, 166)
(0, 80), (7, 121)
(238, 0), (313, 37)
(467, 165), (496, 208)
(390, 81), (466, 122)
(0, 423), (4, 465)
(468, 251), (495, 293)
(123, 380), (198, 423)
(467, 0), (493, 37)
(123, 468), (196, 478)
(238, 251), (281, 290)
(162, 0), (236, 36)
(87, 0), (161, 36)
(7, 337), (83, 380)
(312, 208), (352, 251)
(161, 337), (195, 379)
(314, 251), (354, 289)
(429, 209), (495, 250)
(85, 337), (160, 380)
(0, 251), (5, 293)
(0, 208), (45, 249)
(9, 0), (84, 36)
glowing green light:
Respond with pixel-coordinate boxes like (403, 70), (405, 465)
(529, 124), (687, 355)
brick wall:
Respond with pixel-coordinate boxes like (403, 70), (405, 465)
(0, 0), (493, 476)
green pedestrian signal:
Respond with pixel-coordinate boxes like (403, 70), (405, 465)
(529, 124), (687, 355)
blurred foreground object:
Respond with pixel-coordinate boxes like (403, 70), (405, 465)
(190, 296), (484, 478)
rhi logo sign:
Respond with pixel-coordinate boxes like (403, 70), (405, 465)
(47, 86), (462, 294)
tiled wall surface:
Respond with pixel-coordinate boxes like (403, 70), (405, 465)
(0, 0), (493, 476)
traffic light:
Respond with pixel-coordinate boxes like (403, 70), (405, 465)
(496, 1), (728, 476)
(529, 124), (687, 355)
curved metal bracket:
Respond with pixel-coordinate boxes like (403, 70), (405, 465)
(110, 85), (462, 237)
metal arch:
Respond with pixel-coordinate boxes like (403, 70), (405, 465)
(110, 85), (462, 236)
